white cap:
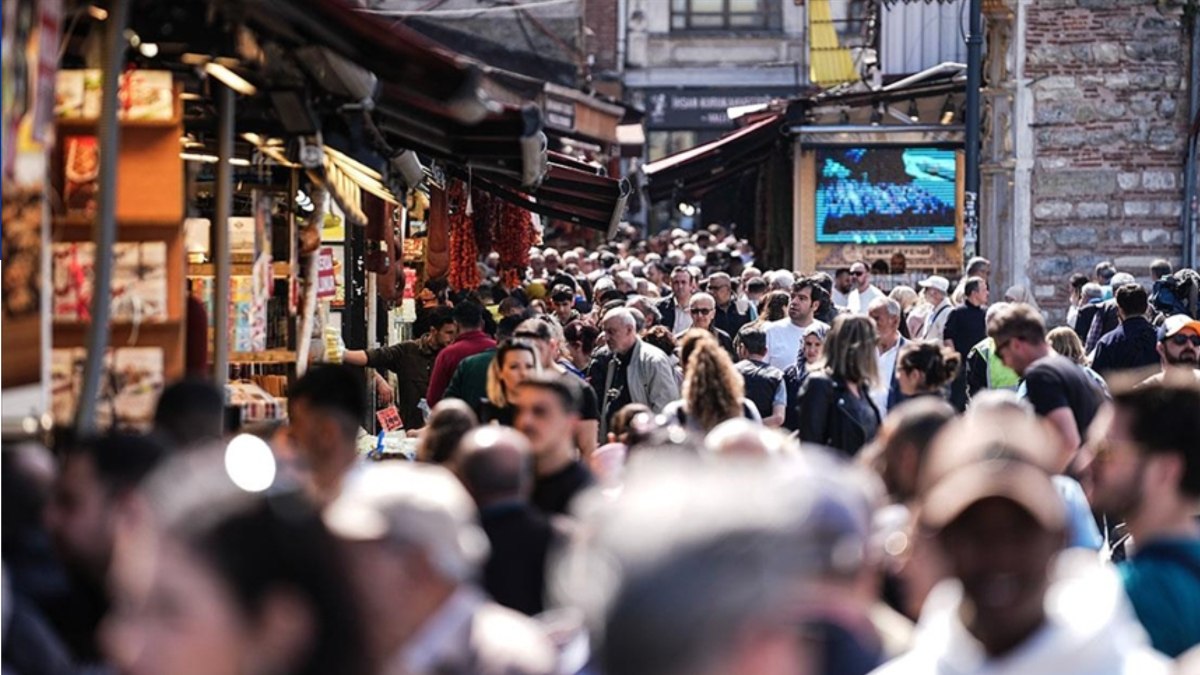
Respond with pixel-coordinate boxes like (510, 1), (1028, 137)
(919, 275), (950, 293)
(323, 463), (489, 581)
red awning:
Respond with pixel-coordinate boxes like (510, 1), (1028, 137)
(643, 114), (783, 202)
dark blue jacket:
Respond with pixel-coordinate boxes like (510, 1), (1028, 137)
(1090, 315), (1160, 375)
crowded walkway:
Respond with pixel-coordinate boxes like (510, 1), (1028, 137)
(5, 224), (1200, 675)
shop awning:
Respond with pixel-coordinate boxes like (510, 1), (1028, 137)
(448, 156), (630, 233)
(237, 0), (549, 186)
(643, 114), (784, 202)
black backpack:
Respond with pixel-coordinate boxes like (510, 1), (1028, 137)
(1150, 269), (1200, 319)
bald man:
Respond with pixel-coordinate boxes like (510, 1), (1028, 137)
(457, 428), (563, 616)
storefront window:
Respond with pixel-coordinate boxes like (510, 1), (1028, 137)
(669, 0), (781, 32)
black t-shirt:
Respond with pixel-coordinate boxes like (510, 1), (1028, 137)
(943, 302), (987, 359)
(532, 461), (595, 516)
(564, 372), (600, 422)
(1023, 354), (1104, 442)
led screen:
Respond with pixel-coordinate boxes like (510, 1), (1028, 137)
(814, 147), (958, 244)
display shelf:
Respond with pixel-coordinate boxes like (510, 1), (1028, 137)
(187, 262), (291, 278)
(229, 350), (296, 364)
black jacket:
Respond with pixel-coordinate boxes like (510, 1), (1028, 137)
(736, 359), (784, 420)
(714, 302), (752, 337)
(1074, 303), (1101, 341)
(656, 295), (684, 332)
(1090, 315), (1160, 375)
(796, 373), (882, 457)
(1085, 300), (1121, 353)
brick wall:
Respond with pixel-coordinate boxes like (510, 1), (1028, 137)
(586, 0), (620, 72)
(1022, 0), (1189, 318)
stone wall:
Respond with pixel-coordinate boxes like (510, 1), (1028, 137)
(1021, 0), (1189, 317)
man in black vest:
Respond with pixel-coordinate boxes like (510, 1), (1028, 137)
(734, 324), (786, 427)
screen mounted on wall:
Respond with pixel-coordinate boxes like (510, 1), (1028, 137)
(814, 147), (958, 244)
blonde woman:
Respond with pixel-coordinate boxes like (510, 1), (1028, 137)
(796, 314), (882, 456)
(480, 338), (542, 427)
(661, 330), (759, 433)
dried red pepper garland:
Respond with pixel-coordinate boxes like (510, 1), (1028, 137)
(493, 197), (533, 290)
(447, 179), (480, 290)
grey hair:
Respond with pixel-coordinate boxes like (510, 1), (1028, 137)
(688, 292), (715, 307)
(1081, 283), (1104, 300)
(602, 307), (638, 331)
(984, 301), (1012, 323)
(868, 296), (901, 318)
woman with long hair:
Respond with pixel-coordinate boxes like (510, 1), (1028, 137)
(661, 330), (757, 433)
(796, 314), (881, 456)
(1046, 326), (1109, 394)
(756, 290), (792, 324)
(105, 454), (369, 675)
(895, 341), (962, 399)
(481, 338), (542, 426)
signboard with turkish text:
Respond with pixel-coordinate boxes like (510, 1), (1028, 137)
(316, 247), (337, 299)
(636, 87), (798, 130)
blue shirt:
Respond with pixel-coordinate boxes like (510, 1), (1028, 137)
(1118, 537), (1200, 657)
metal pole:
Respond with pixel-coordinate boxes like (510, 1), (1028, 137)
(212, 84), (235, 387)
(964, 0), (984, 259)
(1180, 12), (1200, 270)
(75, 0), (131, 432)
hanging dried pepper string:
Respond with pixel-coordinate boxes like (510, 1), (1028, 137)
(447, 179), (480, 290)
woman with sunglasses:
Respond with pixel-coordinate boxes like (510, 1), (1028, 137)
(895, 341), (962, 401)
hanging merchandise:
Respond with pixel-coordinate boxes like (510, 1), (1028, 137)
(493, 198), (534, 289)
(447, 178), (480, 290)
(425, 183), (449, 279)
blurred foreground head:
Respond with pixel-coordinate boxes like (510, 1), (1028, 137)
(106, 450), (367, 675)
(555, 451), (881, 675)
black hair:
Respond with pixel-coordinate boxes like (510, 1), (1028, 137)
(496, 314), (527, 342)
(1150, 259), (1173, 280)
(898, 342), (962, 390)
(810, 271), (834, 294)
(884, 398), (956, 464)
(791, 277), (825, 314)
(563, 321), (600, 354)
(1069, 273), (1089, 292)
(452, 301), (486, 330)
(156, 474), (369, 675)
(834, 267), (851, 277)
(516, 372), (583, 416)
(737, 324), (768, 355)
(1111, 380), (1200, 497)
(1095, 261), (1117, 282)
(289, 365), (367, 431)
(963, 276), (986, 297)
(421, 401), (479, 464)
(65, 433), (169, 494)
(425, 305), (455, 331)
(551, 285), (575, 303)
(154, 380), (225, 448)
(1115, 283), (1149, 317)
(746, 277), (767, 292)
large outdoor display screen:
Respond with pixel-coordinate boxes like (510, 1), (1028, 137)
(814, 147), (958, 244)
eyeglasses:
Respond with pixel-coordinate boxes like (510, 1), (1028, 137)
(850, 271), (864, 277)
(689, 308), (713, 315)
(1168, 334), (1200, 347)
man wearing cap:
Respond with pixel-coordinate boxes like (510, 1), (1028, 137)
(324, 463), (556, 675)
(1141, 314), (1200, 386)
(916, 275), (952, 342)
(1088, 379), (1200, 657)
(871, 414), (1169, 674)
(1090, 283), (1160, 376)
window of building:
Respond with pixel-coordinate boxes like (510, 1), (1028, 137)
(670, 0), (782, 32)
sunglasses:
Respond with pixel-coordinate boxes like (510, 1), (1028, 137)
(689, 308), (713, 315)
(513, 331), (547, 340)
(850, 271), (864, 277)
(1168, 334), (1200, 347)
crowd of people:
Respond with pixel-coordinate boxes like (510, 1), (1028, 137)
(4, 224), (1200, 675)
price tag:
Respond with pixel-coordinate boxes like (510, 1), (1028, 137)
(376, 405), (404, 431)
(316, 247), (337, 299)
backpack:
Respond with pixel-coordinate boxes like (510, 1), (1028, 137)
(1150, 269), (1200, 319)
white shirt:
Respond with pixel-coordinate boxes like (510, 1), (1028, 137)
(919, 299), (953, 341)
(871, 338), (902, 415)
(764, 318), (829, 371)
(831, 288), (851, 308)
(671, 299), (693, 334)
(849, 285), (884, 314)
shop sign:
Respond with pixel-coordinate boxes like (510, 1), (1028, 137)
(638, 87), (796, 130)
(316, 247), (337, 298)
(544, 94), (576, 133)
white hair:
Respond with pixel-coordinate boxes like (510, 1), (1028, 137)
(868, 296), (901, 317)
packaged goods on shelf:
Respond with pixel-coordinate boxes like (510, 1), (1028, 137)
(50, 346), (164, 429)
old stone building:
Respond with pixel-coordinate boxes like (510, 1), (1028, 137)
(981, 0), (1194, 319)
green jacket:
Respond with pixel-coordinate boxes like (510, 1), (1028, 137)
(443, 348), (495, 413)
(966, 336), (1020, 399)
